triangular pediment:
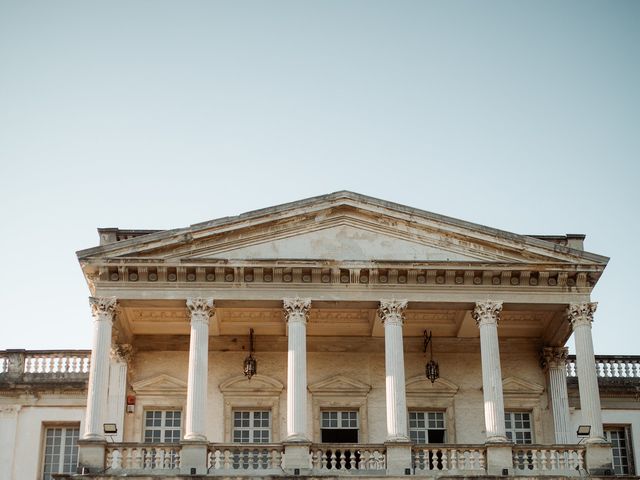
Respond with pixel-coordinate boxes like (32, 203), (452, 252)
(502, 376), (544, 397)
(131, 374), (187, 396)
(309, 375), (371, 395)
(406, 375), (459, 397)
(219, 374), (284, 395)
(78, 191), (608, 266)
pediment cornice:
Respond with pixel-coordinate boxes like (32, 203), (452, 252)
(219, 374), (284, 395)
(406, 375), (459, 397)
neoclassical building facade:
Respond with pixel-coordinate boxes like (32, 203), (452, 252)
(3, 191), (637, 480)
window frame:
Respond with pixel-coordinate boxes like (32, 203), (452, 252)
(143, 409), (183, 444)
(41, 424), (80, 480)
(504, 411), (534, 445)
(408, 410), (447, 444)
(605, 424), (635, 475)
(232, 410), (272, 444)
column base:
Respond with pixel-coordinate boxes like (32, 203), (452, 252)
(385, 441), (412, 475)
(585, 442), (614, 475)
(77, 439), (106, 473)
(180, 440), (208, 475)
(486, 442), (513, 476)
(283, 441), (312, 474)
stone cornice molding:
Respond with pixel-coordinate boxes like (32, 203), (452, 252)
(540, 346), (568, 371)
(89, 297), (117, 320)
(378, 299), (408, 326)
(472, 300), (503, 327)
(567, 302), (597, 330)
(283, 297), (311, 323)
(186, 298), (214, 324)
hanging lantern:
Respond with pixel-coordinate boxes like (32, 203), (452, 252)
(243, 328), (257, 379)
(423, 330), (440, 384)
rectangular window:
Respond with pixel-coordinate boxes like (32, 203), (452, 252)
(42, 425), (79, 480)
(321, 411), (358, 443)
(505, 412), (533, 444)
(233, 410), (271, 443)
(605, 426), (634, 475)
(409, 411), (446, 443)
(144, 410), (182, 443)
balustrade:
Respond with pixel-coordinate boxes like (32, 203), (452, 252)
(567, 355), (640, 379)
(512, 445), (584, 475)
(208, 444), (283, 473)
(412, 445), (486, 473)
(310, 444), (386, 472)
(106, 444), (181, 471)
(23, 351), (90, 374)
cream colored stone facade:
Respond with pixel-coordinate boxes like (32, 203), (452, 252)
(3, 191), (636, 480)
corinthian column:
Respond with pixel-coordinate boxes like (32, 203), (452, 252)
(542, 347), (571, 444)
(379, 299), (409, 442)
(568, 302), (605, 442)
(184, 298), (214, 441)
(84, 297), (117, 440)
(473, 300), (507, 443)
(284, 298), (311, 441)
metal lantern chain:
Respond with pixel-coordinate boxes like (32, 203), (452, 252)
(424, 330), (440, 383)
(243, 328), (257, 379)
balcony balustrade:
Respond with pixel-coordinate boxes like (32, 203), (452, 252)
(0, 349), (90, 384)
(512, 445), (585, 475)
(310, 444), (386, 472)
(412, 445), (486, 474)
(208, 444), (284, 474)
(106, 444), (181, 472)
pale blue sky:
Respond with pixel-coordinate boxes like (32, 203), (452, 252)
(0, 1), (638, 353)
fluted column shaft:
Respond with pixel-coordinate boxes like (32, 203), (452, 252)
(569, 302), (604, 441)
(284, 298), (311, 441)
(473, 301), (507, 443)
(84, 297), (117, 440)
(379, 299), (409, 442)
(184, 298), (214, 441)
(542, 347), (571, 444)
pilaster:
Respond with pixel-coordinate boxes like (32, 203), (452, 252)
(541, 346), (571, 444)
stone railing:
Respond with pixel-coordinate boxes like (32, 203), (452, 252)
(310, 444), (386, 472)
(412, 445), (486, 474)
(106, 443), (181, 471)
(0, 349), (91, 384)
(208, 444), (284, 473)
(567, 355), (640, 378)
(512, 445), (585, 475)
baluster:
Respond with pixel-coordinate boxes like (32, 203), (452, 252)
(311, 449), (321, 469)
(540, 449), (548, 471)
(479, 449), (486, 470)
(329, 451), (336, 470)
(339, 450), (347, 470)
(441, 449), (448, 471)
(223, 449), (231, 470)
(450, 448), (458, 470)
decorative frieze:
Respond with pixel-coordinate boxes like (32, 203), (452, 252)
(95, 264), (596, 292)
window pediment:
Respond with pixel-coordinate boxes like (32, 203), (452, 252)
(308, 375), (371, 396)
(406, 375), (459, 398)
(502, 376), (544, 398)
(131, 374), (187, 396)
(219, 374), (284, 395)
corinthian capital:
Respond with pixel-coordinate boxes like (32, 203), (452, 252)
(89, 297), (118, 319)
(472, 300), (503, 327)
(567, 302), (597, 329)
(283, 298), (311, 323)
(540, 346), (568, 371)
(186, 298), (215, 324)
(378, 299), (408, 326)
(111, 343), (134, 363)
